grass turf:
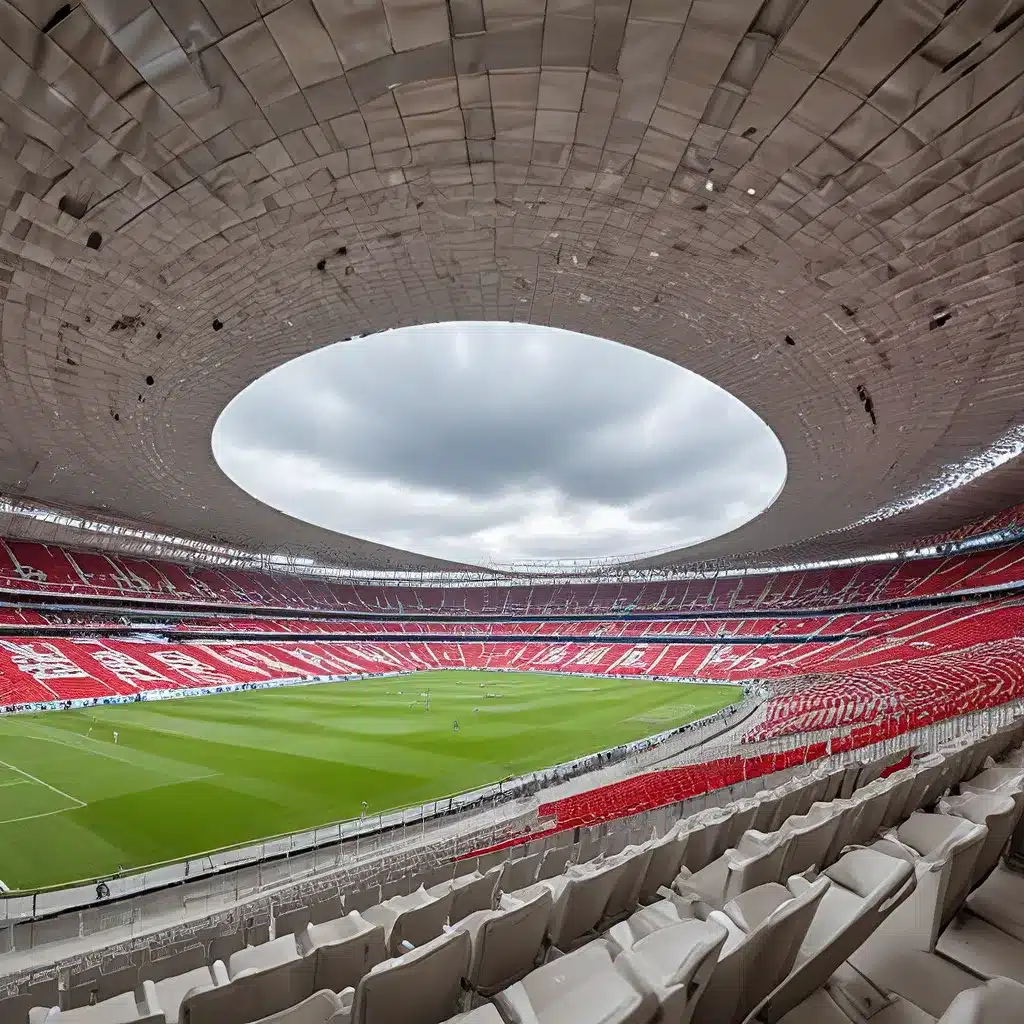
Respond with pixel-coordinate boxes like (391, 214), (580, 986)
(0, 670), (740, 891)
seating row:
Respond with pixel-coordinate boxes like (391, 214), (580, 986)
(27, 713), (1024, 1024)
(3, 536), (1024, 615)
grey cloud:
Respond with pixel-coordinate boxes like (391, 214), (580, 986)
(213, 323), (787, 564)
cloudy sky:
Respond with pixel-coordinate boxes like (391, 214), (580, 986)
(212, 323), (787, 566)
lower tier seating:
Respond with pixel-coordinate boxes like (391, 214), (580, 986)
(19, 711), (1024, 1024)
(3, 637), (1024, 748)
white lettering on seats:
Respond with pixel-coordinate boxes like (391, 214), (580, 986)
(0, 641), (89, 681)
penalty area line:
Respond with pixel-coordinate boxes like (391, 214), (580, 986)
(0, 808), (79, 826)
(0, 757), (85, 809)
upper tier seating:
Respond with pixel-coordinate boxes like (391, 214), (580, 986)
(21, 713), (1024, 1024)
(3, 538), (1024, 615)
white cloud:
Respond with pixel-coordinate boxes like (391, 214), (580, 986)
(212, 323), (788, 566)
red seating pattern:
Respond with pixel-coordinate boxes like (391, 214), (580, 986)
(4, 537), (1024, 615)
(470, 725), (916, 848)
(747, 637), (1024, 741)
(0, 609), (1023, 713)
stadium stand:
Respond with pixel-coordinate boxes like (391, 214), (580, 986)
(2, 599), (1024, 708)
(11, 707), (1024, 1024)
(4, 540), (1024, 614)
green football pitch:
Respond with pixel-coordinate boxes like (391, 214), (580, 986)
(0, 671), (740, 891)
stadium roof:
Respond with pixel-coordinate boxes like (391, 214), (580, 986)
(0, 0), (1022, 575)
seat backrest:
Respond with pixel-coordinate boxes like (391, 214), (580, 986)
(500, 853), (541, 892)
(901, 813), (988, 940)
(938, 977), (1024, 1022)
(615, 918), (727, 1024)
(350, 930), (471, 1024)
(900, 755), (946, 817)
(721, 801), (760, 851)
(821, 768), (847, 803)
(639, 830), (690, 904)
(250, 989), (342, 1024)
(856, 752), (898, 791)
(183, 959), (316, 1024)
(778, 807), (842, 878)
(685, 810), (736, 872)
(837, 764), (862, 800)
(548, 859), (628, 951)
(535, 845), (570, 881)
(228, 937), (300, 980)
(461, 889), (553, 996)
(601, 846), (654, 925)
(940, 792), (1019, 891)
(752, 848), (917, 1023)
(792, 776), (827, 817)
(767, 785), (805, 832)
(962, 764), (1024, 796)
(723, 832), (794, 903)
(847, 780), (895, 847)
(690, 877), (828, 1024)
(390, 890), (453, 954)
(872, 814), (987, 950)
(31, 993), (163, 1024)
(450, 869), (501, 923)
(879, 771), (918, 830)
(309, 921), (388, 994)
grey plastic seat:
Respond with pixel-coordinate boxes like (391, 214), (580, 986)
(493, 939), (657, 1024)
(537, 845), (572, 881)
(868, 813), (989, 949)
(751, 848), (917, 1023)
(674, 829), (796, 910)
(683, 808), (738, 871)
(775, 804), (845, 878)
(689, 876), (830, 1024)
(937, 976), (1024, 1022)
(429, 868), (501, 923)
(229, 936), (302, 980)
(939, 791), (1020, 891)
(839, 814), (989, 1019)
(612, 918), (727, 1024)
(601, 845), (655, 927)
(248, 990), (346, 1024)
(499, 853), (542, 892)
(964, 861), (1024, 942)
(532, 856), (631, 952)
(336, 929), (472, 1024)
(298, 911), (389, 993)
(362, 886), (453, 956)
(637, 829), (691, 905)
(29, 992), (163, 1024)
(150, 964), (228, 1024)
(182, 932), (317, 1024)
(453, 888), (553, 998)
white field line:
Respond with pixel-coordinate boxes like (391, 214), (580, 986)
(0, 808), (81, 826)
(14, 728), (140, 765)
(0, 757), (85, 809)
(0, 779), (29, 788)
(12, 730), (221, 785)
